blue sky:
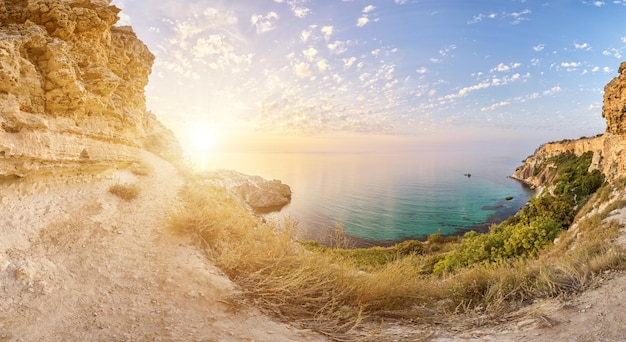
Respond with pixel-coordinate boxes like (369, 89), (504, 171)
(111, 0), (626, 153)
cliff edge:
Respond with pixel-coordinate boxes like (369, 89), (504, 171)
(0, 0), (180, 178)
(512, 61), (626, 187)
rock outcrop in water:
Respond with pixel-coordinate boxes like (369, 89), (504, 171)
(512, 61), (626, 188)
(201, 169), (292, 212)
(0, 0), (180, 178)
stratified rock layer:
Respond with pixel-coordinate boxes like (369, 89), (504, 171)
(0, 0), (179, 177)
(512, 61), (626, 187)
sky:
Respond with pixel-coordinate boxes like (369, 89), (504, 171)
(110, 0), (626, 155)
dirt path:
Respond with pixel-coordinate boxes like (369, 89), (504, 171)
(0, 151), (324, 341)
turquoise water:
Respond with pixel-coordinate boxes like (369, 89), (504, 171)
(205, 149), (534, 246)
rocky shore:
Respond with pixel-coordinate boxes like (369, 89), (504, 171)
(200, 169), (292, 213)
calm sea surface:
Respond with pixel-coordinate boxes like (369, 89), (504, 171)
(205, 149), (534, 247)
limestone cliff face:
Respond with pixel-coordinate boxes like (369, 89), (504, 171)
(0, 0), (180, 177)
(512, 61), (626, 187)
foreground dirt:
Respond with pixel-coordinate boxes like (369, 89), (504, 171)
(0, 151), (323, 341)
(2, 152), (626, 341)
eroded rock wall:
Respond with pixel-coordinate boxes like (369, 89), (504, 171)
(512, 61), (626, 187)
(0, 0), (179, 177)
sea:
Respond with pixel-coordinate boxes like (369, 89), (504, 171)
(204, 147), (535, 247)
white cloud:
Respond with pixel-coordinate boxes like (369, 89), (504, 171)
(467, 13), (497, 24)
(492, 63), (510, 72)
(317, 59), (329, 73)
(438, 44), (457, 57)
(593, 1), (605, 7)
(321, 26), (334, 41)
(560, 62), (581, 71)
(543, 86), (561, 96)
(343, 57), (357, 68)
(458, 82), (491, 97)
(357, 16), (370, 27)
(603, 48), (623, 59)
(192, 34), (232, 58)
(508, 9), (531, 24)
(371, 49), (381, 56)
(533, 44), (545, 52)
(395, 0), (408, 3)
(622, 37), (626, 43)
(604, 66), (611, 73)
(251, 12), (280, 34)
(490, 62), (522, 73)
(300, 30), (312, 43)
(416, 67), (428, 74)
(363, 5), (376, 13)
(302, 47), (318, 61)
(294, 62), (313, 78)
(328, 40), (347, 54)
(574, 42), (591, 50)
(481, 101), (510, 111)
(276, 0), (311, 18)
(292, 7), (310, 18)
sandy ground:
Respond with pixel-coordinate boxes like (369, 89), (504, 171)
(3, 151), (626, 341)
(0, 151), (324, 341)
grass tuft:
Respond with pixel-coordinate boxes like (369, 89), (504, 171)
(108, 183), (140, 201)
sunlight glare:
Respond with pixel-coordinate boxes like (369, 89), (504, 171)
(192, 129), (215, 152)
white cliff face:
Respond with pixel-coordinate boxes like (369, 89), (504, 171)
(0, 0), (180, 177)
(512, 62), (626, 187)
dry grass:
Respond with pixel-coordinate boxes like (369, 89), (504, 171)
(108, 183), (140, 201)
(170, 177), (626, 337)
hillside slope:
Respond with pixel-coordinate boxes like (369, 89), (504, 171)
(0, 151), (323, 341)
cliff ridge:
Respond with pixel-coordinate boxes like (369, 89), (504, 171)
(512, 61), (626, 187)
(0, 0), (179, 178)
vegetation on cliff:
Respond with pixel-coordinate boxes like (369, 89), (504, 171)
(170, 151), (625, 337)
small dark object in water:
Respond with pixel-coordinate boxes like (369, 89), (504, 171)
(482, 205), (504, 210)
(464, 173), (472, 178)
(505, 196), (514, 201)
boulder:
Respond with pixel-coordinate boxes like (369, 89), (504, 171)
(202, 170), (292, 212)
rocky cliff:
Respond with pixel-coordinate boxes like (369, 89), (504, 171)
(0, 0), (180, 178)
(512, 61), (626, 187)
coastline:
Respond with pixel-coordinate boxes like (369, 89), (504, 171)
(322, 177), (538, 249)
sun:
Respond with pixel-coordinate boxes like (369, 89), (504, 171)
(191, 128), (215, 152)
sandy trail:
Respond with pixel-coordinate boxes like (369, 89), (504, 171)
(0, 151), (324, 341)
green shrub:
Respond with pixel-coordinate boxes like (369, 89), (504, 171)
(433, 218), (562, 274)
(394, 240), (425, 256)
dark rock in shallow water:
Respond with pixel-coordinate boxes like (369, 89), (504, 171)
(505, 196), (514, 201)
(482, 205), (504, 210)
